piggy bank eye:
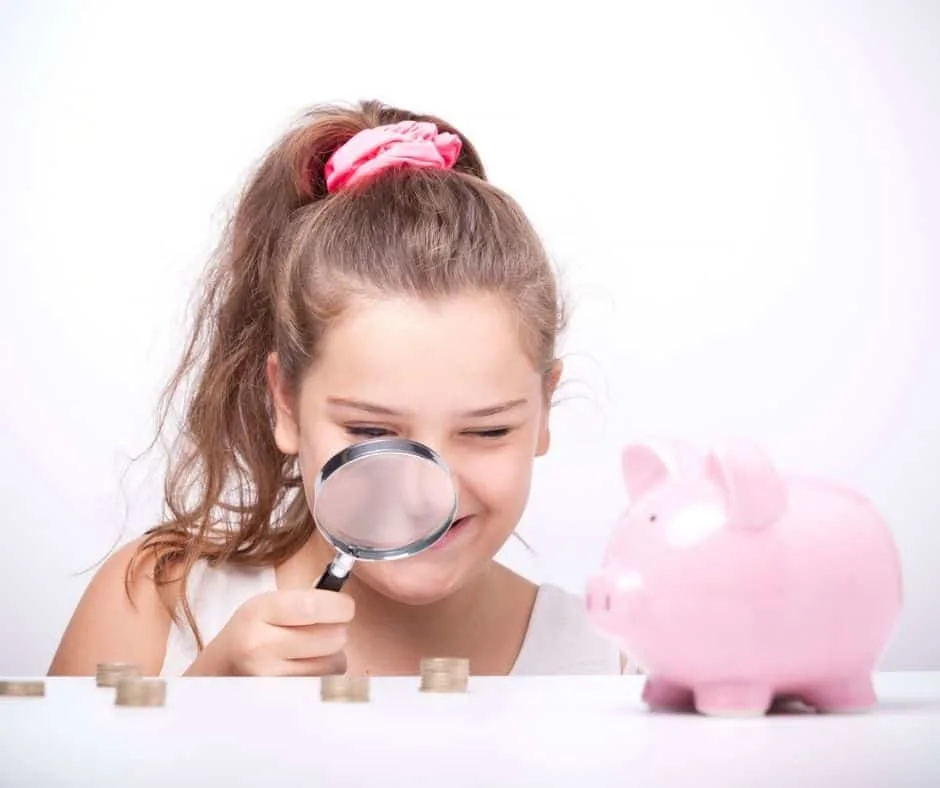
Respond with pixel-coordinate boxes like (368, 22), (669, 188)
(649, 513), (657, 523)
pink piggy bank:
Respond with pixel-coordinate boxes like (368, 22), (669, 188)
(586, 437), (903, 716)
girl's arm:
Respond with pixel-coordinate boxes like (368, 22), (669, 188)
(47, 538), (175, 676)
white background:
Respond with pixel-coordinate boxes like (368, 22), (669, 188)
(1, 0), (937, 675)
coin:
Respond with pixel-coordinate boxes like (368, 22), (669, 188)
(96, 662), (141, 687)
(0, 680), (45, 697)
(320, 675), (370, 703)
(114, 678), (166, 707)
(419, 657), (470, 693)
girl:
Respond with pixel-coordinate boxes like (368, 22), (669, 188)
(49, 100), (626, 677)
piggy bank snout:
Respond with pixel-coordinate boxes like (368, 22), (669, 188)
(586, 568), (648, 636)
(585, 573), (616, 618)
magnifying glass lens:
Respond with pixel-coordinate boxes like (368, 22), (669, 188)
(310, 439), (458, 590)
(315, 450), (455, 553)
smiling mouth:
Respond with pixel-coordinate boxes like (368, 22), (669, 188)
(428, 516), (472, 549)
(448, 516), (472, 534)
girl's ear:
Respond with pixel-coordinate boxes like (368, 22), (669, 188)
(266, 352), (300, 455)
(536, 360), (563, 457)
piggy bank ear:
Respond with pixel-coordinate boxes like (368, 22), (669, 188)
(705, 438), (787, 530)
(621, 437), (701, 502)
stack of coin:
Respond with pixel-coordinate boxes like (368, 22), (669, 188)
(419, 657), (470, 693)
(320, 675), (370, 703)
(0, 680), (45, 697)
(96, 662), (141, 687)
(114, 678), (166, 707)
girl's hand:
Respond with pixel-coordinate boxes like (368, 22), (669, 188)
(185, 589), (354, 676)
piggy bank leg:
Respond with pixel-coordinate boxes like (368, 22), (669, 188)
(802, 675), (877, 713)
(693, 683), (774, 717)
(642, 678), (695, 711)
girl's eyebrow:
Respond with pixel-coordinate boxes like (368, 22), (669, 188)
(464, 399), (528, 417)
(326, 397), (528, 418)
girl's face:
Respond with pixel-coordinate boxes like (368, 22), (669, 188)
(269, 292), (559, 604)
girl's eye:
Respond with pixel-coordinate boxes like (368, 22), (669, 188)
(345, 426), (513, 440)
(345, 426), (393, 439)
(466, 428), (511, 439)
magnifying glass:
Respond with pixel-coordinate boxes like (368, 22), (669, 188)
(309, 438), (458, 591)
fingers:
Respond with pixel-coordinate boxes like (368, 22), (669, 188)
(257, 589), (356, 627)
(280, 652), (348, 677)
(278, 623), (349, 660)
(227, 589), (355, 677)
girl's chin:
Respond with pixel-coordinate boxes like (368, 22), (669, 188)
(351, 561), (472, 605)
(342, 516), (513, 604)
(351, 552), (488, 605)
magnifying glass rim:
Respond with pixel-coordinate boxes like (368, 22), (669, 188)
(312, 438), (459, 561)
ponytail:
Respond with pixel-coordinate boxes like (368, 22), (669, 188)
(128, 109), (375, 645)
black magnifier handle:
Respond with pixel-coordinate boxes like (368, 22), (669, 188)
(315, 553), (355, 592)
(315, 565), (347, 591)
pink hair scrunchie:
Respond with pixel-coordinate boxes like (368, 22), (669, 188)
(324, 120), (463, 193)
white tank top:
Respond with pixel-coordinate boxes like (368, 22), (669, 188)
(160, 561), (626, 676)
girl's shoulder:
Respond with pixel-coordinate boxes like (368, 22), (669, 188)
(49, 536), (188, 676)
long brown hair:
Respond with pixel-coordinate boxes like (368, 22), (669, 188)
(128, 100), (566, 647)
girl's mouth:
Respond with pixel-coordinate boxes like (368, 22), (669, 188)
(429, 516), (472, 550)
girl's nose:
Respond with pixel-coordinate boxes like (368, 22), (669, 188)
(397, 442), (458, 536)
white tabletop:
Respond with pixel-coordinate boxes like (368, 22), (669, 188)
(2, 672), (939, 787)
